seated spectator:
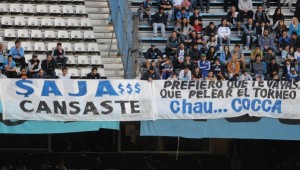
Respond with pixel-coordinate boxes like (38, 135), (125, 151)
(42, 54), (57, 78)
(178, 65), (192, 80)
(226, 6), (242, 36)
(238, 0), (254, 20)
(216, 71), (226, 80)
(198, 54), (210, 79)
(151, 59), (161, 78)
(152, 7), (167, 37)
(192, 19), (202, 33)
(274, 19), (288, 40)
(264, 47), (275, 64)
(176, 7), (190, 23)
(206, 46), (217, 63)
(282, 59), (293, 79)
(27, 54), (41, 78)
(192, 67), (202, 80)
(190, 8), (203, 30)
(278, 30), (291, 53)
(173, 43), (187, 70)
(87, 67), (101, 79)
(242, 18), (257, 50)
(9, 40), (26, 69)
(174, 17), (194, 43)
(165, 32), (181, 57)
(250, 45), (263, 73)
(205, 70), (217, 81)
(4, 55), (17, 78)
(256, 21), (270, 39)
(145, 44), (163, 69)
(231, 44), (246, 70)
(161, 58), (173, 79)
(252, 54), (265, 80)
(219, 45), (232, 67)
(195, 32), (206, 50)
(227, 54), (240, 80)
(184, 53), (192, 68)
(158, 0), (173, 22)
(272, 8), (284, 30)
(138, 0), (152, 25)
(189, 43), (202, 65)
(254, 5), (270, 27)
(34, 69), (46, 79)
(289, 17), (300, 36)
(258, 29), (276, 52)
(141, 66), (160, 81)
(286, 46), (296, 63)
(59, 67), (70, 79)
(18, 68), (28, 78)
(172, 0), (183, 18)
(0, 43), (5, 71)
(286, 67), (300, 81)
(294, 47), (300, 71)
(168, 72), (179, 80)
(206, 34), (218, 51)
(181, 0), (191, 11)
(290, 32), (300, 48)
(211, 58), (224, 76)
(218, 18), (231, 46)
(52, 43), (69, 67)
(239, 70), (252, 81)
(267, 57), (280, 80)
(203, 22), (218, 42)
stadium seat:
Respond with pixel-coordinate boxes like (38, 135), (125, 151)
(23, 42), (33, 51)
(4, 29), (16, 38)
(24, 54), (31, 63)
(7, 42), (15, 50)
(80, 18), (91, 27)
(56, 69), (62, 76)
(37, 5), (48, 14)
(18, 30), (30, 38)
(99, 69), (106, 78)
(0, 4), (9, 13)
(2, 16), (13, 26)
(88, 43), (99, 52)
(62, 43), (73, 52)
(10, 4), (22, 13)
(71, 30), (82, 39)
(14, 16), (26, 26)
(84, 31), (95, 39)
(68, 68), (80, 77)
(28, 17), (39, 27)
(54, 18), (66, 27)
(58, 30), (69, 39)
(90, 55), (103, 66)
(41, 18), (53, 27)
(31, 30), (43, 39)
(34, 42), (46, 52)
(63, 5), (73, 14)
(67, 18), (79, 27)
(23, 4), (34, 14)
(75, 6), (86, 14)
(74, 43), (86, 52)
(77, 55), (89, 65)
(50, 5), (61, 14)
(44, 30), (56, 39)
(80, 68), (90, 77)
(47, 42), (57, 51)
(67, 55), (76, 65)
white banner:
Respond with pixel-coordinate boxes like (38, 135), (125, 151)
(152, 80), (300, 119)
(1, 79), (153, 121)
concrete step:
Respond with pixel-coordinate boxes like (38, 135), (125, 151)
(105, 70), (125, 77)
(102, 57), (122, 63)
(101, 51), (119, 56)
(85, 1), (108, 7)
(92, 19), (110, 26)
(94, 26), (114, 33)
(96, 39), (117, 43)
(95, 32), (115, 38)
(87, 7), (109, 14)
(104, 63), (124, 69)
(88, 13), (109, 19)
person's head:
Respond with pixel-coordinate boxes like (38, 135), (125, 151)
(151, 59), (156, 67)
(257, 5), (263, 13)
(185, 54), (190, 61)
(194, 8), (199, 14)
(291, 67), (297, 74)
(224, 45), (229, 51)
(181, 7), (186, 13)
(275, 7), (281, 15)
(38, 69), (44, 76)
(183, 65), (189, 73)
(20, 68), (26, 75)
(149, 66), (155, 74)
(7, 55), (13, 61)
(271, 57), (276, 64)
(255, 45), (260, 51)
(62, 67), (68, 76)
(209, 22), (215, 29)
(151, 44), (156, 50)
(191, 30), (197, 37)
(179, 43), (185, 49)
(209, 34), (215, 42)
(290, 46), (295, 52)
(193, 44), (198, 50)
(263, 29), (269, 37)
(159, 7), (164, 14)
(267, 47), (273, 54)
(256, 76), (261, 81)
(242, 70), (248, 76)
(221, 18), (227, 25)
(209, 46), (215, 52)
(201, 54), (206, 61)
(248, 18), (253, 25)
(215, 58), (220, 65)
(194, 67), (200, 72)
(231, 6), (236, 12)
(282, 30), (287, 37)
(57, 42), (62, 50)
(286, 59), (291, 65)
(194, 19), (199, 26)
(255, 54), (261, 62)
(47, 54), (52, 61)
(182, 17), (188, 24)
(234, 44), (240, 51)
(92, 67), (98, 74)
(279, 19), (284, 26)
(208, 70), (214, 77)
(292, 17), (299, 25)
(32, 54), (38, 60)
(171, 31), (177, 38)
(172, 72), (177, 78)
(292, 32), (298, 39)
(15, 40), (21, 48)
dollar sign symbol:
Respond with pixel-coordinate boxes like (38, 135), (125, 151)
(135, 83), (140, 94)
(126, 83), (132, 94)
(15, 79), (34, 97)
(118, 83), (124, 94)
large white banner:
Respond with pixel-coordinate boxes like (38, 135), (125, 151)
(152, 80), (300, 119)
(1, 79), (153, 121)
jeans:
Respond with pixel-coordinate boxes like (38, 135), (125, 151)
(56, 57), (69, 67)
(165, 10), (173, 21)
(153, 23), (166, 36)
(246, 35), (257, 48)
(219, 36), (230, 46)
(198, 0), (210, 11)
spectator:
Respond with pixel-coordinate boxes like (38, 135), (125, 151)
(27, 54), (41, 78)
(256, 21), (270, 38)
(205, 70), (217, 81)
(238, 0), (254, 20)
(192, 19), (202, 33)
(9, 40), (26, 69)
(195, 32), (206, 50)
(173, 43), (187, 70)
(278, 30), (291, 53)
(250, 45), (263, 73)
(178, 65), (192, 80)
(289, 17), (300, 36)
(267, 57), (280, 80)
(174, 17), (194, 42)
(173, 0), (183, 18)
(264, 47), (275, 64)
(294, 47), (300, 71)
(168, 72), (179, 80)
(87, 67), (101, 79)
(203, 22), (218, 42)
(220, 45), (232, 66)
(138, 0), (152, 25)
(192, 67), (202, 80)
(265, 0), (280, 12)
(206, 34), (218, 50)
(42, 54), (57, 78)
(239, 70), (252, 81)
(59, 67), (70, 79)
(52, 43), (69, 67)
(206, 46), (217, 63)
(145, 44), (163, 69)
(224, 0), (237, 12)
(158, 0), (173, 22)
(242, 18), (257, 50)
(141, 66), (160, 81)
(18, 68), (28, 78)
(290, 32), (300, 48)
(231, 44), (246, 70)
(165, 31), (181, 57)
(217, 71), (226, 80)
(282, 59), (293, 79)
(254, 5), (270, 27)
(211, 58), (224, 76)
(198, 54), (210, 79)
(4, 55), (17, 78)
(258, 29), (276, 52)
(152, 7), (167, 37)
(198, 0), (210, 13)
(272, 7), (284, 30)
(34, 69), (46, 79)
(181, 0), (191, 10)
(252, 54), (265, 80)
(218, 18), (231, 46)
(190, 43), (201, 62)
(151, 59), (161, 78)
(161, 58), (173, 79)
(227, 54), (240, 80)
(176, 7), (190, 23)
(226, 6), (242, 36)
(184, 53), (192, 68)
(286, 67), (300, 81)
(189, 8), (203, 29)
(274, 19), (288, 40)
(0, 43), (5, 71)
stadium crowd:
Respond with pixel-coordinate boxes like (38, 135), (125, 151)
(139, 0), (300, 82)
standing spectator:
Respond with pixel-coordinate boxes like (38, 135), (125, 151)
(258, 29), (276, 52)
(224, 0), (237, 12)
(198, 0), (210, 13)
(218, 18), (231, 46)
(27, 54), (41, 78)
(203, 22), (218, 42)
(198, 54), (210, 79)
(9, 40), (26, 69)
(178, 65), (192, 80)
(4, 55), (17, 78)
(152, 7), (167, 37)
(34, 69), (46, 79)
(220, 45), (232, 66)
(161, 58), (173, 79)
(176, 7), (190, 23)
(238, 0), (253, 20)
(267, 57), (280, 80)
(59, 67), (70, 79)
(189, 8), (203, 28)
(289, 17), (300, 36)
(141, 66), (160, 81)
(174, 17), (194, 41)
(226, 6), (242, 36)
(144, 44), (163, 69)
(242, 18), (257, 50)
(239, 70), (252, 80)
(272, 7), (284, 30)
(52, 43), (68, 67)
(227, 54), (240, 80)
(290, 32), (300, 48)
(42, 54), (57, 78)
(138, 0), (152, 25)
(254, 5), (270, 27)
(231, 44), (246, 70)
(165, 31), (181, 57)
(87, 67), (101, 79)
(252, 54), (265, 80)
(158, 0), (173, 22)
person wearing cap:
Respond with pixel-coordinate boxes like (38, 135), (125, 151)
(4, 55), (17, 78)
(176, 7), (190, 23)
(198, 54), (210, 79)
(239, 70), (252, 81)
(52, 43), (69, 68)
(267, 57), (279, 80)
(286, 67), (300, 81)
(28, 54), (41, 78)
(178, 65), (192, 80)
(227, 54), (240, 80)
(152, 7), (167, 37)
(252, 54), (265, 80)
(144, 44), (163, 69)
(158, 0), (173, 22)
(8, 39), (26, 69)
(242, 18), (257, 50)
(204, 22), (218, 42)
(217, 18), (231, 46)
(258, 29), (276, 52)
(138, 0), (152, 25)
(141, 66), (160, 81)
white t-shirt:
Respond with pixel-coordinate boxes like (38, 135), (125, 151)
(59, 74), (70, 79)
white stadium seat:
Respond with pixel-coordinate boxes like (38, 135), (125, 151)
(28, 17), (39, 27)
(23, 42), (33, 51)
(2, 16), (13, 26)
(77, 55), (89, 65)
(34, 42), (46, 52)
(88, 43), (99, 52)
(80, 68), (90, 77)
(47, 42), (57, 51)
(80, 18), (91, 27)
(18, 30), (30, 38)
(67, 18), (79, 27)
(41, 18), (53, 27)
(4, 29), (16, 38)
(58, 30), (69, 39)
(62, 43), (73, 52)
(0, 4), (9, 13)
(23, 4), (34, 14)
(90, 55), (103, 65)
(74, 43), (86, 52)
(7, 42), (15, 50)
(44, 30), (56, 39)
(54, 18), (66, 27)
(67, 55), (76, 65)
(84, 31), (95, 39)
(99, 69), (106, 77)
(24, 54), (31, 63)
(71, 30), (82, 39)
(63, 6), (73, 14)
(10, 4), (22, 13)
(14, 16), (26, 26)
(31, 30), (43, 39)
(50, 5), (61, 14)
(75, 6), (86, 14)
(37, 5), (48, 14)
(68, 68), (80, 77)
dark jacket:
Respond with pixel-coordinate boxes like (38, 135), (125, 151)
(272, 13), (284, 25)
(141, 70), (160, 80)
(190, 14), (203, 26)
(204, 25), (218, 36)
(166, 36), (181, 48)
(226, 11), (242, 23)
(145, 48), (163, 59)
(267, 62), (279, 76)
(254, 11), (270, 24)
(41, 59), (56, 74)
(189, 49), (202, 61)
(87, 72), (100, 79)
(151, 12), (167, 25)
